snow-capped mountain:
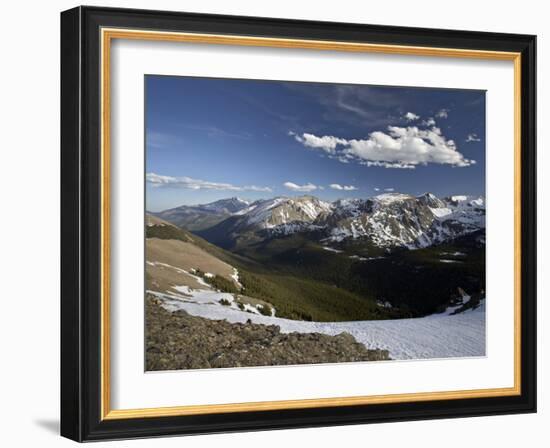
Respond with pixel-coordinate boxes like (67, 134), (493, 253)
(323, 193), (434, 247)
(418, 192), (447, 209)
(198, 196), (334, 247)
(433, 195), (485, 227)
(200, 197), (250, 214)
(151, 197), (250, 231)
(158, 193), (485, 250)
(235, 196), (333, 230)
(321, 193), (485, 249)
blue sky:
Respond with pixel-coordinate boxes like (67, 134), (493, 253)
(146, 75), (485, 212)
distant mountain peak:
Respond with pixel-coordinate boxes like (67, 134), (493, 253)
(199, 197), (251, 214)
(418, 192), (437, 199)
(153, 197), (252, 232)
(226, 196), (249, 204)
(417, 192), (446, 209)
(373, 192), (415, 204)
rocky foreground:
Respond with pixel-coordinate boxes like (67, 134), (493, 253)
(146, 295), (390, 371)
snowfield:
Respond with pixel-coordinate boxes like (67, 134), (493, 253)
(149, 286), (485, 360)
(322, 246), (344, 253)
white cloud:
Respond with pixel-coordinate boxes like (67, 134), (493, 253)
(404, 112), (420, 121)
(423, 117), (436, 126)
(329, 183), (358, 191)
(384, 188), (395, 192)
(374, 187), (380, 192)
(435, 108), (449, 118)
(291, 125), (474, 169)
(466, 133), (481, 142)
(292, 132), (347, 154)
(283, 181), (318, 192)
(146, 173), (272, 192)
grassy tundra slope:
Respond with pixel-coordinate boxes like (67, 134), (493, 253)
(146, 215), (275, 316)
(146, 215), (388, 322)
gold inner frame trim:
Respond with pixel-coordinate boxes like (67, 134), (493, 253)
(100, 27), (522, 421)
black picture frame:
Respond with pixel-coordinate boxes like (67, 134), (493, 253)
(61, 5), (536, 442)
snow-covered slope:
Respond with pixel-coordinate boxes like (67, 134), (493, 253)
(433, 195), (485, 227)
(152, 286), (485, 360)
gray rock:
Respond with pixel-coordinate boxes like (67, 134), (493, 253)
(145, 295), (390, 371)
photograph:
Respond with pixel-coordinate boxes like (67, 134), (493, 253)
(144, 76), (487, 371)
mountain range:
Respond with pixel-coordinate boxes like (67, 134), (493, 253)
(152, 193), (485, 251)
(152, 197), (251, 231)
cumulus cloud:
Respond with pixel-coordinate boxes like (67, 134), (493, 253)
(146, 173), (272, 192)
(404, 112), (420, 121)
(329, 183), (358, 191)
(283, 181), (318, 192)
(435, 108), (449, 118)
(466, 133), (481, 142)
(423, 117), (436, 126)
(384, 188), (395, 192)
(291, 125), (474, 169)
(290, 132), (347, 154)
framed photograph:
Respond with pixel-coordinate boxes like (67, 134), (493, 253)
(61, 6), (536, 441)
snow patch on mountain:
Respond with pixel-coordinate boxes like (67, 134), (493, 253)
(430, 207), (453, 218)
(322, 246), (343, 253)
(231, 268), (242, 289)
